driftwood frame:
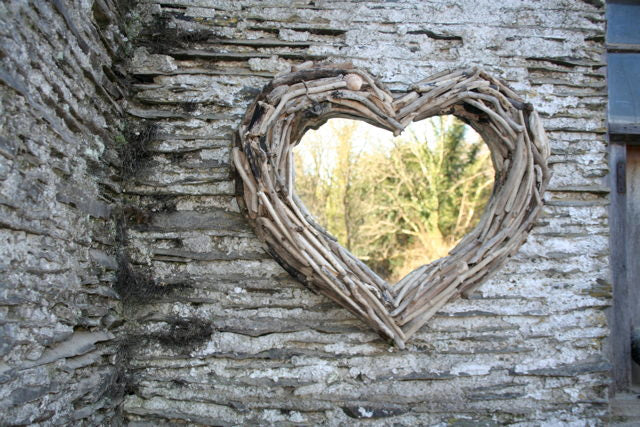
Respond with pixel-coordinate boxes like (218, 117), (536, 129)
(233, 63), (551, 348)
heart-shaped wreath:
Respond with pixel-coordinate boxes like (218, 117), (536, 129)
(233, 63), (550, 348)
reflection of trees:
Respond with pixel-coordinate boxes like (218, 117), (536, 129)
(294, 116), (494, 283)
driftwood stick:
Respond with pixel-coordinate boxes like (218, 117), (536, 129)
(232, 148), (259, 215)
(300, 227), (348, 278)
(277, 118), (294, 173)
(258, 217), (309, 267)
(410, 77), (490, 120)
(258, 190), (297, 242)
(398, 78), (461, 118)
(398, 277), (457, 326)
(309, 265), (364, 316)
(391, 259), (446, 309)
(402, 284), (460, 337)
(251, 102), (275, 136)
(330, 241), (389, 295)
(464, 98), (518, 140)
(290, 193), (340, 243)
(477, 85), (518, 114)
(296, 233), (340, 279)
(412, 68), (469, 90)
(397, 261), (469, 325)
(529, 111), (551, 160)
(263, 80), (348, 132)
(327, 97), (394, 130)
(462, 91), (524, 132)
(319, 266), (372, 321)
(487, 121), (515, 151)
(284, 96), (314, 115)
(391, 264), (428, 297)
(349, 69), (394, 104)
(392, 91), (419, 110)
(280, 204), (352, 284)
(504, 133), (527, 213)
(478, 70), (524, 102)
(333, 90), (404, 132)
(345, 275), (404, 339)
(266, 84), (290, 104)
(407, 258), (469, 306)
(347, 282), (399, 345)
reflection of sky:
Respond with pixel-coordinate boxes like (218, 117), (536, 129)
(294, 116), (483, 176)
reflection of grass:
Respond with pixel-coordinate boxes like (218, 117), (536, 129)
(294, 116), (494, 282)
(386, 238), (458, 283)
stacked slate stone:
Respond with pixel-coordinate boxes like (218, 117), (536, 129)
(1, 0), (129, 424)
(120, 0), (611, 425)
(1, 0), (612, 425)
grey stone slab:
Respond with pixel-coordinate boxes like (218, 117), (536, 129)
(147, 210), (249, 232)
(56, 184), (112, 219)
(0, 0), (617, 425)
(24, 331), (114, 369)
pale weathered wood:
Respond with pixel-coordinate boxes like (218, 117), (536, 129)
(233, 64), (551, 347)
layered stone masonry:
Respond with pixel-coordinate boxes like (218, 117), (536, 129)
(120, 0), (611, 425)
(0, 0), (613, 425)
(0, 0), (129, 424)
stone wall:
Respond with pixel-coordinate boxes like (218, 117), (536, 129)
(120, 0), (612, 425)
(0, 0), (129, 424)
(0, 0), (613, 425)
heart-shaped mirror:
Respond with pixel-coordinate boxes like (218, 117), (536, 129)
(293, 116), (495, 283)
(233, 63), (550, 349)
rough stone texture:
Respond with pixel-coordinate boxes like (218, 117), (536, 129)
(0, 0), (128, 424)
(1, 0), (615, 425)
(120, 0), (612, 425)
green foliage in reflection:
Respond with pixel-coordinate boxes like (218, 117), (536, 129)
(294, 116), (494, 282)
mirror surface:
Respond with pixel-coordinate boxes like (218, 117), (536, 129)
(294, 116), (494, 283)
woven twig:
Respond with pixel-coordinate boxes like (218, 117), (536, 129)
(234, 64), (551, 349)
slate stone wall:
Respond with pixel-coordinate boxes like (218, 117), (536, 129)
(0, 0), (129, 424)
(120, 0), (612, 425)
(1, 0), (612, 425)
